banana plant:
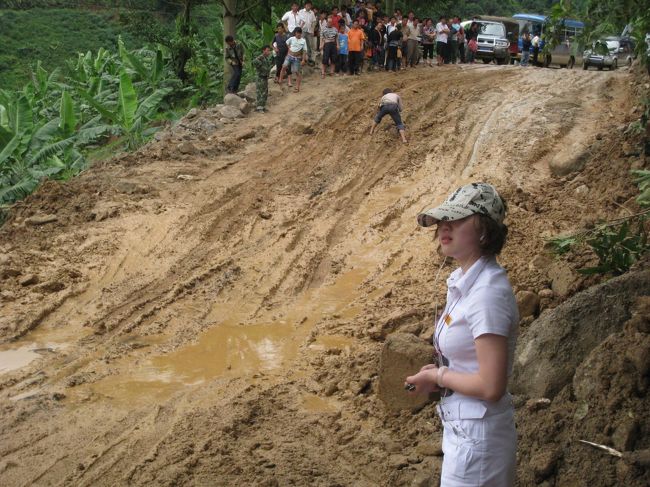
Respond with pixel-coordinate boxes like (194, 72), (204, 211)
(77, 69), (172, 149)
(0, 91), (89, 204)
(118, 37), (180, 98)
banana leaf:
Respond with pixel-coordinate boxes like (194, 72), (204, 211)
(26, 135), (76, 166)
(134, 87), (172, 120)
(30, 118), (60, 151)
(118, 71), (138, 130)
(59, 91), (77, 137)
(119, 37), (148, 82)
(12, 96), (33, 136)
(77, 88), (117, 123)
(0, 133), (21, 166)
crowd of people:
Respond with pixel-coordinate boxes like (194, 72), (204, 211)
(226, 2), (501, 113)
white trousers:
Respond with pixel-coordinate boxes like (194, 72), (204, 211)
(438, 398), (516, 487)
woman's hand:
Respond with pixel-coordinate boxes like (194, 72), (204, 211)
(405, 367), (440, 394)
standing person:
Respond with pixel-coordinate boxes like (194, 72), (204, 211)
(368, 20), (385, 71)
(450, 17), (461, 64)
(466, 21), (479, 64)
(385, 22), (401, 71)
(318, 11), (328, 51)
(252, 45), (274, 112)
(279, 27), (308, 92)
(369, 88), (407, 143)
(273, 23), (289, 84)
(457, 17), (466, 63)
(520, 32), (532, 66)
(336, 23), (349, 75)
(320, 16), (339, 77)
(330, 6), (341, 29)
(405, 17), (420, 68)
(532, 31), (541, 66)
(407, 182), (518, 487)
(340, 5), (352, 27)
(282, 2), (300, 35)
(347, 19), (365, 75)
(224, 35), (244, 94)
(436, 16), (449, 66)
(422, 18), (436, 67)
(298, 1), (317, 64)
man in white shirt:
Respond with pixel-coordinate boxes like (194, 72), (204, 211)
(282, 2), (300, 35)
(298, 1), (317, 64)
(279, 28), (308, 92)
(436, 15), (450, 66)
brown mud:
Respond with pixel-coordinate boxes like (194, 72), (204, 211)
(0, 64), (648, 486)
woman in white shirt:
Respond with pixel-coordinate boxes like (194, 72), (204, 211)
(407, 182), (518, 487)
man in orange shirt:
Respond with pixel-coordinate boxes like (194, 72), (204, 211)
(347, 19), (366, 75)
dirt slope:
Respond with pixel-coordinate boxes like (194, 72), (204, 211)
(0, 64), (646, 486)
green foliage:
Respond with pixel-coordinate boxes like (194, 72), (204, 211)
(548, 172), (650, 276)
(0, 8), (146, 90)
(579, 220), (649, 275)
(0, 38), (180, 208)
(633, 169), (650, 208)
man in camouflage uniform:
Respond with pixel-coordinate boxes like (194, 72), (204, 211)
(252, 45), (274, 112)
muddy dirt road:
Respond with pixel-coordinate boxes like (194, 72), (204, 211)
(0, 64), (645, 486)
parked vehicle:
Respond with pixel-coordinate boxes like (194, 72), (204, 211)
(475, 16), (520, 63)
(513, 13), (584, 68)
(460, 20), (510, 64)
(583, 40), (618, 70)
(603, 36), (635, 67)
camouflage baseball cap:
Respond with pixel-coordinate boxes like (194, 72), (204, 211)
(417, 182), (505, 227)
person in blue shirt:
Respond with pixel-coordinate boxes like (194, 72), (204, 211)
(336, 24), (349, 75)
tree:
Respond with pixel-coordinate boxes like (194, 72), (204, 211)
(216, 0), (267, 92)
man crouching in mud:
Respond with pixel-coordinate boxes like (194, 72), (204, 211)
(369, 88), (408, 144)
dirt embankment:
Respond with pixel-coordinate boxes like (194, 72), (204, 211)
(0, 64), (648, 486)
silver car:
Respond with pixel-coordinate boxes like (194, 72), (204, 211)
(461, 20), (510, 64)
(604, 36), (635, 67)
(583, 40), (617, 70)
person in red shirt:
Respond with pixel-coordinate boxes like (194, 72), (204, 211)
(330, 6), (341, 30)
(347, 19), (365, 75)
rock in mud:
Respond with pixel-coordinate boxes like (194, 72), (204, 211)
(549, 141), (589, 176)
(0, 253), (10, 265)
(115, 181), (150, 195)
(516, 290), (540, 318)
(220, 105), (244, 119)
(194, 117), (224, 133)
(1, 267), (21, 279)
(378, 333), (436, 411)
(239, 83), (257, 102)
(547, 261), (578, 297)
(19, 274), (39, 286)
(89, 202), (120, 221)
(416, 439), (443, 457)
(186, 108), (199, 119)
(0, 290), (16, 301)
(222, 93), (250, 114)
(612, 418), (639, 452)
(177, 141), (198, 155)
(36, 280), (65, 293)
(530, 447), (562, 482)
(24, 214), (58, 226)
(512, 269), (650, 398)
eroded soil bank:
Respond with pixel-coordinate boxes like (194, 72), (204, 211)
(0, 64), (648, 486)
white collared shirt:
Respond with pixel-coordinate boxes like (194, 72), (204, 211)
(282, 10), (300, 33)
(298, 8), (316, 33)
(436, 255), (518, 378)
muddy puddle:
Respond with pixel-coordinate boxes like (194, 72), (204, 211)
(0, 323), (75, 375)
(81, 258), (380, 405)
